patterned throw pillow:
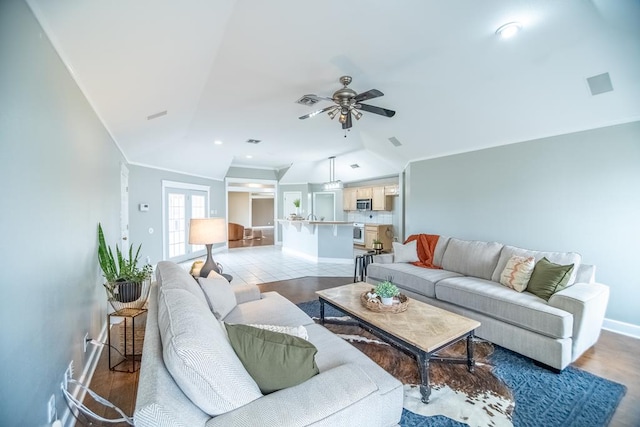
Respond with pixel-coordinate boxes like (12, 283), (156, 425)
(500, 255), (536, 292)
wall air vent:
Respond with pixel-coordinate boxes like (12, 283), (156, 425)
(350, 164), (360, 169)
(388, 137), (402, 147)
(246, 139), (261, 144)
(147, 110), (167, 120)
(295, 95), (320, 106)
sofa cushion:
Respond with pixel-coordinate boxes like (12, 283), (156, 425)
(156, 260), (208, 306)
(223, 291), (314, 326)
(158, 287), (262, 416)
(440, 238), (504, 280)
(435, 276), (573, 338)
(225, 323), (320, 394)
(527, 257), (575, 301)
(490, 245), (581, 286)
(306, 323), (402, 397)
(499, 255), (535, 292)
(433, 236), (451, 267)
(367, 263), (463, 298)
(197, 274), (237, 319)
(392, 240), (419, 263)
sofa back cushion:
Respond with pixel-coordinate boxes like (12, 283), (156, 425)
(433, 236), (450, 267)
(490, 245), (581, 286)
(440, 238), (503, 280)
(156, 261), (208, 306)
(158, 287), (262, 416)
(197, 273), (237, 319)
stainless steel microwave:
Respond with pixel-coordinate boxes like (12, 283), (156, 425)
(356, 199), (372, 211)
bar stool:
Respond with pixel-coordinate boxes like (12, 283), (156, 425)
(353, 252), (376, 282)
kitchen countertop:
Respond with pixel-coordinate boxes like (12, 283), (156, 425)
(277, 219), (353, 225)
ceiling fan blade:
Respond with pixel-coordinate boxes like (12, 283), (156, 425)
(299, 105), (336, 120)
(356, 103), (396, 118)
(354, 89), (383, 103)
(342, 113), (353, 129)
(306, 94), (334, 102)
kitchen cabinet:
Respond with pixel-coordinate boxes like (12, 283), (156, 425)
(372, 186), (387, 211)
(343, 188), (357, 211)
(364, 224), (393, 251)
(356, 187), (372, 199)
(384, 185), (399, 196)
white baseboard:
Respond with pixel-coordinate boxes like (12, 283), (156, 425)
(62, 322), (108, 427)
(602, 318), (640, 339)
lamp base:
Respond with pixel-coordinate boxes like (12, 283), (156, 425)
(199, 244), (221, 278)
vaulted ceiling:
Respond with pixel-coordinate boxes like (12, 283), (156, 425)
(27, 0), (640, 184)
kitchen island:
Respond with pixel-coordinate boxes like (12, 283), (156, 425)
(277, 219), (354, 263)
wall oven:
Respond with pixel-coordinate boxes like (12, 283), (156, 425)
(356, 199), (372, 211)
(353, 222), (365, 245)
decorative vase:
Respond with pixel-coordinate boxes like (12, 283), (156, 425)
(381, 296), (394, 306)
(106, 278), (151, 311)
(115, 280), (142, 303)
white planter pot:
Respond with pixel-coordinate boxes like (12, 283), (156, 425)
(381, 297), (394, 306)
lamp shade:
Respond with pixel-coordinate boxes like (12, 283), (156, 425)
(189, 218), (227, 245)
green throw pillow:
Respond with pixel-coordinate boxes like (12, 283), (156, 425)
(225, 323), (320, 394)
(527, 257), (575, 301)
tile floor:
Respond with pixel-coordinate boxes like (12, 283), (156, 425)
(182, 245), (368, 286)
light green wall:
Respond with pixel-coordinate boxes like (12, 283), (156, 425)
(405, 121), (640, 326)
(128, 165), (226, 264)
(226, 166), (278, 180)
(0, 1), (124, 424)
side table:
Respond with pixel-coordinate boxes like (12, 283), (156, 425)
(108, 307), (147, 373)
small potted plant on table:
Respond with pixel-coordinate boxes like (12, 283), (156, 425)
(98, 223), (152, 310)
(375, 280), (400, 305)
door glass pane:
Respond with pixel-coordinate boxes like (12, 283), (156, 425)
(191, 194), (206, 252)
(168, 193), (186, 258)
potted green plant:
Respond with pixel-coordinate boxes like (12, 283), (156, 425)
(375, 280), (400, 305)
(98, 223), (152, 306)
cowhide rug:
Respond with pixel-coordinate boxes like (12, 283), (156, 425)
(322, 321), (515, 427)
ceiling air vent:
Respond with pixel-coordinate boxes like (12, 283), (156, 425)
(388, 137), (402, 147)
(295, 95), (320, 106)
(246, 139), (261, 144)
(350, 164), (360, 169)
(147, 110), (167, 120)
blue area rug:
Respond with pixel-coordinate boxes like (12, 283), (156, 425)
(298, 300), (626, 427)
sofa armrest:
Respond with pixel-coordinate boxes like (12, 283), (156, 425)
(373, 253), (394, 264)
(231, 283), (261, 304)
(205, 364), (379, 427)
(548, 282), (610, 361)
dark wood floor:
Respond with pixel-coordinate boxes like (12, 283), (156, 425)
(228, 228), (274, 249)
(83, 276), (640, 427)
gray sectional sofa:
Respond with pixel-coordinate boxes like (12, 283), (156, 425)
(366, 236), (610, 370)
(134, 261), (403, 427)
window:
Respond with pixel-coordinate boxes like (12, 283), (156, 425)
(162, 181), (210, 262)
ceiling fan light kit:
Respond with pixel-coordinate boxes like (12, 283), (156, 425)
(298, 76), (396, 130)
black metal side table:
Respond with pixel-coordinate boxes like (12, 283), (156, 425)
(108, 307), (147, 372)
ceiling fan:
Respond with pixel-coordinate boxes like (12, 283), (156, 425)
(298, 76), (396, 130)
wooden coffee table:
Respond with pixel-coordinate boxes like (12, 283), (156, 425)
(316, 283), (480, 403)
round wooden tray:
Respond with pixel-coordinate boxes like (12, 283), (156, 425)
(360, 291), (409, 313)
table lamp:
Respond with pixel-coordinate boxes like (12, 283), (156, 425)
(189, 218), (227, 277)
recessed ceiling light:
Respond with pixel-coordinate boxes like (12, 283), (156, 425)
(214, 140), (223, 145)
(496, 22), (522, 39)
(246, 155), (253, 159)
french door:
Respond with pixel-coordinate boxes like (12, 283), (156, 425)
(163, 182), (209, 262)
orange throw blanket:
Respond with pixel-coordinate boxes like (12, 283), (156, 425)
(404, 234), (442, 269)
